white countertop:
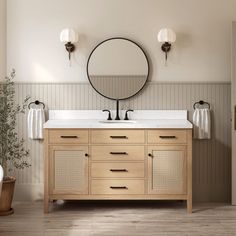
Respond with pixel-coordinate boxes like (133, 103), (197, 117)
(44, 119), (192, 129)
(43, 110), (193, 129)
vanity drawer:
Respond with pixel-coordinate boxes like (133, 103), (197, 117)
(148, 130), (187, 144)
(49, 129), (89, 144)
(91, 179), (144, 195)
(91, 130), (145, 144)
(91, 146), (144, 161)
(91, 162), (144, 178)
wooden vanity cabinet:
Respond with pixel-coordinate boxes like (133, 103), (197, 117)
(44, 128), (192, 213)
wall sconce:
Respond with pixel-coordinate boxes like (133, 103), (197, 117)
(157, 28), (176, 64)
(60, 28), (78, 61)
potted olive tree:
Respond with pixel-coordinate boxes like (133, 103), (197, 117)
(0, 70), (30, 216)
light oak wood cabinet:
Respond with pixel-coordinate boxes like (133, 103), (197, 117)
(44, 129), (192, 213)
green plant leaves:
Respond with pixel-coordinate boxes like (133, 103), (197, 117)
(0, 70), (31, 175)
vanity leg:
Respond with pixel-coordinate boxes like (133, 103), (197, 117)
(187, 130), (192, 213)
(44, 130), (50, 213)
(187, 198), (192, 213)
(44, 196), (49, 213)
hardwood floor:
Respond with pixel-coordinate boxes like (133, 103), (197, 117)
(0, 201), (236, 236)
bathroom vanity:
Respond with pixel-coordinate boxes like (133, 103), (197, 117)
(44, 110), (193, 213)
(43, 38), (193, 213)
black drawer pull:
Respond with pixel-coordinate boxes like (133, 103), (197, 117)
(159, 136), (176, 139)
(110, 152), (127, 155)
(110, 169), (127, 172)
(60, 135), (78, 138)
(110, 186), (127, 189)
(110, 136), (128, 139)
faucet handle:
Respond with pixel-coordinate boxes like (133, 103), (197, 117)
(124, 109), (134, 120)
(102, 109), (112, 120)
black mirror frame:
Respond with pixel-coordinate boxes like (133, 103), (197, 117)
(86, 37), (150, 101)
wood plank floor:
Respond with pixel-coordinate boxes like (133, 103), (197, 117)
(0, 201), (236, 236)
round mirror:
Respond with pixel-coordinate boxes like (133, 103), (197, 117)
(87, 37), (149, 100)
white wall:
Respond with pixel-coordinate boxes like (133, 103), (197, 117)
(0, 0), (6, 79)
(6, 0), (236, 83)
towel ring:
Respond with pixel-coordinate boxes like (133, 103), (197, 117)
(193, 100), (210, 110)
(28, 100), (45, 109)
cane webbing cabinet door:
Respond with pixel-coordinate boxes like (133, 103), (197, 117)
(148, 146), (187, 195)
(49, 146), (89, 195)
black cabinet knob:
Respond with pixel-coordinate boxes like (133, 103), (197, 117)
(85, 153), (89, 157)
(148, 153), (152, 157)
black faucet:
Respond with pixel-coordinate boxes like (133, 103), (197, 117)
(103, 101), (133, 121)
(124, 109), (134, 120)
(102, 109), (112, 120)
(115, 100), (120, 120)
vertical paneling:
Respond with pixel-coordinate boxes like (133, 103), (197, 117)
(14, 82), (231, 202)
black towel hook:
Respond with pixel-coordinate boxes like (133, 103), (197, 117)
(28, 100), (45, 109)
(193, 100), (210, 110)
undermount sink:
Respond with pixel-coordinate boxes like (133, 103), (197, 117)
(99, 120), (137, 124)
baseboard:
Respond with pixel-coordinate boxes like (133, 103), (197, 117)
(14, 183), (43, 201)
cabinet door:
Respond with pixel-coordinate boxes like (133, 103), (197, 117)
(49, 146), (89, 195)
(148, 146), (186, 195)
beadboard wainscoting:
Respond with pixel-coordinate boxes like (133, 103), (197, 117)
(13, 82), (231, 202)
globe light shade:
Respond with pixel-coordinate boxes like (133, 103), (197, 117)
(60, 28), (78, 43)
(157, 28), (176, 43)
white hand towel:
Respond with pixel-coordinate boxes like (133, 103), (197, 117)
(193, 108), (211, 139)
(27, 108), (45, 140)
(0, 165), (3, 197)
